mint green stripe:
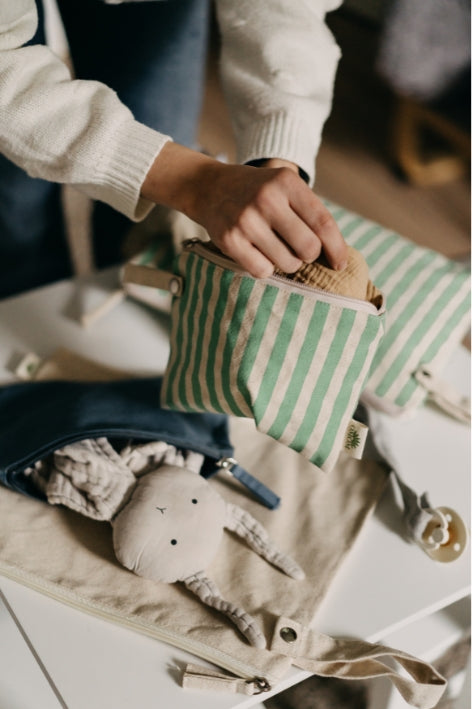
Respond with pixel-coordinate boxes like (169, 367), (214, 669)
(394, 290), (471, 407)
(314, 316), (381, 466)
(374, 263), (458, 397)
(236, 285), (278, 409)
(364, 233), (398, 270)
(177, 257), (204, 409)
(164, 254), (196, 408)
(373, 243), (415, 288)
(289, 308), (357, 452)
(219, 277), (256, 416)
(382, 250), (438, 310)
(191, 261), (216, 410)
(326, 205), (346, 222)
(340, 215), (364, 239)
(205, 269), (234, 413)
(346, 224), (383, 250)
(137, 241), (160, 265)
(267, 301), (330, 440)
(252, 292), (304, 423)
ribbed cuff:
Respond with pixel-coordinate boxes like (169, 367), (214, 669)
(93, 120), (172, 222)
(235, 113), (321, 187)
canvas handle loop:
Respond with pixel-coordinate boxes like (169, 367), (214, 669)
(415, 366), (471, 424)
(121, 262), (183, 296)
(270, 617), (447, 709)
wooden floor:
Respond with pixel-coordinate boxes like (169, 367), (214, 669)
(198, 9), (471, 261)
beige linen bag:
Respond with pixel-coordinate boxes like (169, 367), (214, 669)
(0, 353), (446, 707)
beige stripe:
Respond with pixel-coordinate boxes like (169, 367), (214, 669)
(257, 297), (318, 433)
(352, 229), (394, 260)
(368, 236), (409, 281)
(183, 259), (208, 411)
(335, 210), (360, 232)
(212, 276), (245, 414)
(243, 287), (292, 409)
(384, 277), (471, 402)
(404, 308), (470, 413)
(279, 306), (345, 443)
(377, 247), (441, 298)
(322, 326), (384, 472)
(368, 269), (460, 392)
(224, 281), (267, 417)
(161, 254), (188, 405)
(196, 267), (224, 411)
(300, 310), (367, 460)
(171, 256), (198, 407)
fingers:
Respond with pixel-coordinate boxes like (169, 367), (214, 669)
(200, 161), (347, 277)
(287, 178), (348, 270)
(219, 232), (275, 279)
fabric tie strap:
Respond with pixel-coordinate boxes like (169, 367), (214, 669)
(270, 617), (447, 709)
(415, 366), (471, 423)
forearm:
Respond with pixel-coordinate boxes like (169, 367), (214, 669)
(215, 0), (342, 185)
(0, 0), (169, 221)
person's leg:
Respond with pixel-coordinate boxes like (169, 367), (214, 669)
(57, 0), (210, 268)
(0, 1), (70, 298)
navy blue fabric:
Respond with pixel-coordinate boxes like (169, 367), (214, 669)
(0, 378), (230, 498)
(0, 378), (280, 508)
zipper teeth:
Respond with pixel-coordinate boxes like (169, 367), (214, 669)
(9, 429), (233, 474)
(184, 240), (382, 315)
(0, 561), (275, 686)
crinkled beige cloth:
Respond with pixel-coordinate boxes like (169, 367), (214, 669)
(277, 245), (383, 308)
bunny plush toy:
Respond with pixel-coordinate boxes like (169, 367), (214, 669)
(112, 463), (304, 648)
(31, 438), (304, 649)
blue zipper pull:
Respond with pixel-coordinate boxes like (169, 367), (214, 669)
(216, 457), (280, 510)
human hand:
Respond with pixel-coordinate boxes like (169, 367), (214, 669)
(141, 143), (347, 278)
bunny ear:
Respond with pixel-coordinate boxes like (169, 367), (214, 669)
(183, 571), (266, 649)
(225, 503), (305, 581)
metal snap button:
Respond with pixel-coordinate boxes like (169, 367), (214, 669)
(280, 626), (298, 643)
(169, 277), (181, 296)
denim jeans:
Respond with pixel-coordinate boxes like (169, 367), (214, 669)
(0, 0), (210, 298)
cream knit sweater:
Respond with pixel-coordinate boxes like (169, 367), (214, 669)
(0, 0), (341, 222)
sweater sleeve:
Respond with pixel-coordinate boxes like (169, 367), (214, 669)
(0, 0), (171, 221)
(215, 0), (342, 185)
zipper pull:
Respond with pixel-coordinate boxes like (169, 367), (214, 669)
(182, 664), (271, 695)
(216, 457), (281, 510)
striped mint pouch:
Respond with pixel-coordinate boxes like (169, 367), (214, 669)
(160, 239), (385, 473)
(326, 201), (471, 421)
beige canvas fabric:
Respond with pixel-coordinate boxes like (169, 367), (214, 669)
(0, 350), (446, 705)
(0, 420), (387, 680)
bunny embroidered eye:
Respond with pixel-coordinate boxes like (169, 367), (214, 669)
(170, 539), (177, 545)
(192, 499), (198, 504)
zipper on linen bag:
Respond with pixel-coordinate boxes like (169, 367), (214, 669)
(0, 562), (276, 695)
(184, 239), (384, 316)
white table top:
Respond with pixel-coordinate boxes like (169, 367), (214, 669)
(0, 271), (470, 709)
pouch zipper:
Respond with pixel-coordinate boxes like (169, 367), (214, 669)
(0, 561), (275, 692)
(184, 239), (383, 316)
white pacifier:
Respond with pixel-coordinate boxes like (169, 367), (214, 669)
(420, 506), (469, 563)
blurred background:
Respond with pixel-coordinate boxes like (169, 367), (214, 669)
(198, 0), (470, 260)
(44, 0), (471, 273)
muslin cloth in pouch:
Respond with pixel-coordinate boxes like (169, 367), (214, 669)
(0, 351), (446, 707)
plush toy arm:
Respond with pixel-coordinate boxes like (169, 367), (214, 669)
(225, 503), (305, 581)
(183, 572), (266, 649)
